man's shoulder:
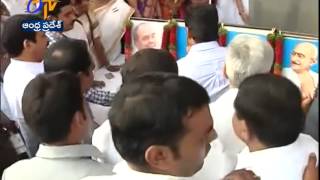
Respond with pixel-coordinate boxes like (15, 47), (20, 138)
(2, 158), (34, 178)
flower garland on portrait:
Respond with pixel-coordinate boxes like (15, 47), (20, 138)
(161, 19), (178, 60)
(267, 28), (284, 75)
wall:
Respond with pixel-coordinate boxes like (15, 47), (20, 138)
(249, 0), (318, 36)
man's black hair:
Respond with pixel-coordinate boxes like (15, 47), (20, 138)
(1, 14), (42, 57)
(121, 48), (178, 83)
(22, 71), (83, 143)
(44, 38), (92, 75)
(234, 74), (305, 147)
(109, 73), (210, 168)
(185, 4), (219, 43)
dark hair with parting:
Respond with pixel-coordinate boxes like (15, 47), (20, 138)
(121, 48), (178, 83)
(185, 4), (219, 43)
(1, 14), (42, 57)
(109, 73), (210, 168)
(44, 38), (92, 75)
(22, 71), (84, 143)
(234, 73), (305, 147)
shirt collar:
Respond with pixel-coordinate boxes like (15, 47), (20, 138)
(10, 58), (44, 75)
(189, 41), (220, 53)
(113, 161), (187, 180)
(36, 144), (104, 159)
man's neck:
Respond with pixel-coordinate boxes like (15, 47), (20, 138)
(247, 138), (268, 152)
(14, 55), (41, 63)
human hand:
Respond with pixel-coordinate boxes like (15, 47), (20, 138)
(223, 169), (260, 180)
(303, 153), (318, 180)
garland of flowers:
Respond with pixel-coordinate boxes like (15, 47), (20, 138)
(267, 28), (284, 75)
(124, 20), (133, 62)
(218, 23), (227, 47)
(161, 19), (178, 60)
(168, 19), (177, 59)
(274, 30), (284, 75)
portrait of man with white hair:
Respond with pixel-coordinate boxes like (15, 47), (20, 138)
(132, 21), (163, 53)
(282, 42), (318, 100)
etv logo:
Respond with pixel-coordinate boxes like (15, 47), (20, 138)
(26, 0), (59, 19)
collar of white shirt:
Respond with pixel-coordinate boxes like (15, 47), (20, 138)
(113, 161), (187, 180)
(188, 41), (220, 53)
(36, 144), (104, 159)
(10, 58), (44, 75)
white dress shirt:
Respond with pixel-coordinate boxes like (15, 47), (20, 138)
(82, 161), (188, 180)
(92, 120), (123, 165)
(216, 0), (249, 25)
(3, 59), (44, 121)
(3, 59), (44, 156)
(93, 120), (236, 180)
(190, 139), (236, 180)
(178, 41), (229, 102)
(282, 68), (318, 90)
(2, 144), (114, 180)
(209, 88), (246, 156)
(236, 134), (319, 180)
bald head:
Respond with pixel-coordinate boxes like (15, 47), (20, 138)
(291, 42), (318, 73)
(133, 23), (157, 50)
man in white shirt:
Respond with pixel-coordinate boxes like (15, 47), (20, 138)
(2, 14), (48, 157)
(178, 5), (229, 102)
(233, 74), (318, 180)
(84, 73), (261, 180)
(2, 71), (113, 180)
(282, 42), (318, 103)
(210, 34), (274, 158)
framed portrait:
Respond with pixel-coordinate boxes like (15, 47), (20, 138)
(130, 18), (188, 59)
(281, 37), (319, 91)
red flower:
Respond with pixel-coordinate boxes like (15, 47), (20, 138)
(218, 35), (226, 47)
(161, 25), (170, 49)
(273, 35), (283, 75)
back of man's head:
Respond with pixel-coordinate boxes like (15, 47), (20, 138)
(1, 14), (42, 57)
(185, 4), (218, 43)
(121, 49), (178, 83)
(234, 73), (304, 147)
(22, 71), (83, 143)
(44, 38), (91, 74)
(225, 34), (274, 88)
(109, 73), (210, 174)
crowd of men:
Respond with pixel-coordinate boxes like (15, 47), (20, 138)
(0, 1), (318, 180)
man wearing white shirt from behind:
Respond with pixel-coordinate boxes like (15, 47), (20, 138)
(233, 74), (318, 180)
(92, 49), (236, 180)
(178, 5), (229, 103)
(210, 34), (274, 159)
(84, 73), (260, 180)
(2, 71), (113, 180)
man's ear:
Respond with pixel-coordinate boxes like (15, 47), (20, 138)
(145, 145), (174, 172)
(23, 39), (32, 50)
(71, 111), (86, 130)
(236, 118), (251, 143)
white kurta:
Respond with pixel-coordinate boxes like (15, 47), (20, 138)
(236, 134), (319, 180)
